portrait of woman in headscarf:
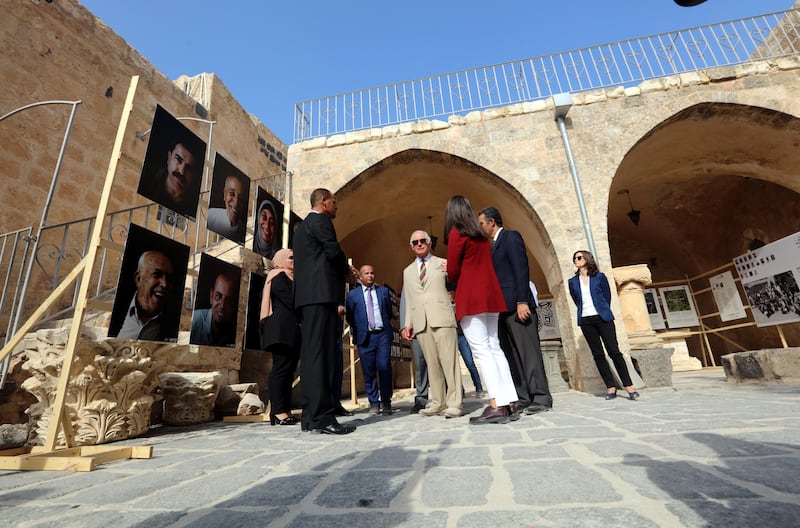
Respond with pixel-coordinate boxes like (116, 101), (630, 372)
(252, 191), (284, 259)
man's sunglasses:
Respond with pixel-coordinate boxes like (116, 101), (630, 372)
(411, 239), (428, 247)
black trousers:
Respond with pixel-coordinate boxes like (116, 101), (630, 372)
(579, 315), (633, 388)
(268, 344), (299, 415)
(498, 310), (553, 408)
(299, 303), (338, 429)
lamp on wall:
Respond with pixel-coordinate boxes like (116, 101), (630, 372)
(428, 216), (438, 250)
(618, 189), (641, 226)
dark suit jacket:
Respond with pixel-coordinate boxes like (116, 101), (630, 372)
(491, 228), (534, 313)
(260, 273), (300, 350)
(292, 211), (349, 308)
(568, 272), (615, 325)
(345, 284), (394, 346)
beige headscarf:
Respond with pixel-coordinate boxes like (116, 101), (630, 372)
(260, 248), (294, 322)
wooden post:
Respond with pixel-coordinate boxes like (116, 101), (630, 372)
(43, 76), (139, 451)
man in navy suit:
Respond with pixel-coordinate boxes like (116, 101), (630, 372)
(293, 188), (356, 435)
(346, 264), (395, 414)
(478, 206), (552, 415)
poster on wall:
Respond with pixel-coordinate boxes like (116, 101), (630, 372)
(659, 285), (700, 329)
(710, 270), (747, 322)
(644, 288), (666, 330)
(137, 105), (206, 221)
(190, 253), (242, 348)
(733, 231), (800, 327)
(107, 224), (190, 342)
(252, 187), (285, 259)
(206, 153), (250, 245)
(537, 299), (561, 340)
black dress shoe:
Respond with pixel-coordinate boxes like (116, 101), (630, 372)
(469, 405), (510, 425)
(627, 391), (640, 400)
(334, 406), (354, 417)
(270, 413), (298, 426)
(313, 422), (356, 435)
(507, 402), (521, 421)
(605, 392), (617, 400)
(524, 404), (551, 415)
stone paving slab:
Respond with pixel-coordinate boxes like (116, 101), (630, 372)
(1, 369), (799, 527)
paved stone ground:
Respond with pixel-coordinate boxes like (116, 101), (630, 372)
(2, 369), (799, 528)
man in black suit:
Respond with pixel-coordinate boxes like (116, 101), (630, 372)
(293, 188), (356, 435)
(478, 206), (552, 415)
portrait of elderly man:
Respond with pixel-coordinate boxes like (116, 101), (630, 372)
(137, 105), (206, 220)
(206, 153), (250, 245)
(108, 224), (189, 342)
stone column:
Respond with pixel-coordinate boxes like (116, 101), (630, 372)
(540, 341), (569, 392)
(612, 264), (664, 350)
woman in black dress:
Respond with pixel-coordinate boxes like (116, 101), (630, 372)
(260, 249), (301, 425)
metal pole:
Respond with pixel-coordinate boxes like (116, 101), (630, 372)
(556, 115), (597, 257)
(1, 100), (81, 387)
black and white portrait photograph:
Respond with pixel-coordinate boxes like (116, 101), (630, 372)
(206, 152), (250, 245)
(190, 253), (242, 348)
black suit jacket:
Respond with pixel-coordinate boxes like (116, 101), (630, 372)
(491, 228), (534, 313)
(292, 211), (349, 308)
(260, 273), (300, 350)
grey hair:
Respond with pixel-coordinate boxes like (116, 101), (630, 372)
(409, 230), (430, 244)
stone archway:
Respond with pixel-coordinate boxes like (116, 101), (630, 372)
(608, 102), (800, 362)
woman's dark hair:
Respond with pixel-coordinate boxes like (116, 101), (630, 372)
(573, 250), (600, 277)
(444, 195), (485, 242)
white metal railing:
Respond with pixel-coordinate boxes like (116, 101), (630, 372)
(294, 8), (800, 142)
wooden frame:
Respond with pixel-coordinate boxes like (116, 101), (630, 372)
(0, 76), (153, 471)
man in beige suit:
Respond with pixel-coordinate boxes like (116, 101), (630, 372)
(401, 230), (463, 418)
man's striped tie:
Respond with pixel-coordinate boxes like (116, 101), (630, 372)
(419, 260), (427, 286)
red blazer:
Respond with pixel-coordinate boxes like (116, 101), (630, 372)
(446, 227), (507, 321)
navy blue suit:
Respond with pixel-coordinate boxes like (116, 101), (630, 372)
(568, 272), (632, 388)
(346, 284), (394, 408)
(491, 228), (552, 408)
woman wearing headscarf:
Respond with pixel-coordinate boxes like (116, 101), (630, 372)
(253, 199), (281, 260)
(260, 249), (300, 425)
(568, 249), (640, 401)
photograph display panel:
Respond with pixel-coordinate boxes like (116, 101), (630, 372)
(537, 299), (561, 340)
(644, 288), (666, 330)
(287, 211), (302, 249)
(710, 270), (747, 322)
(137, 105), (206, 221)
(108, 223), (190, 342)
(243, 272), (266, 351)
(206, 153), (251, 245)
(659, 285), (700, 329)
(252, 187), (285, 259)
(190, 253), (242, 348)
(734, 231), (800, 327)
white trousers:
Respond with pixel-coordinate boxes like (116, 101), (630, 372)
(460, 312), (518, 406)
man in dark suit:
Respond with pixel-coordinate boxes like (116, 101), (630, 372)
(346, 264), (394, 414)
(293, 188), (356, 435)
(478, 206), (552, 415)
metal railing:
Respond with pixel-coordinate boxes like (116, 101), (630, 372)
(293, 8), (800, 142)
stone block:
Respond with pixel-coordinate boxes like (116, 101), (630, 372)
(629, 348), (674, 388)
(722, 348), (800, 383)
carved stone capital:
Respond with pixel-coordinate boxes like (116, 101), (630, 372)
(158, 372), (222, 426)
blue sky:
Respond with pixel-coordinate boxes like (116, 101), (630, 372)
(81, 0), (796, 145)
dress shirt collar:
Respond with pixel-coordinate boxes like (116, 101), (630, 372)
(493, 227), (503, 243)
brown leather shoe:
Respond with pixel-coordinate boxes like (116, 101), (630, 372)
(469, 405), (510, 424)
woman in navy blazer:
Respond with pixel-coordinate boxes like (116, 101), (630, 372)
(568, 250), (639, 400)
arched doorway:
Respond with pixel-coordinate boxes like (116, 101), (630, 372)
(609, 102), (800, 363)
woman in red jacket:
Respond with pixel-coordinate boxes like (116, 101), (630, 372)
(445, 195), (518, 424)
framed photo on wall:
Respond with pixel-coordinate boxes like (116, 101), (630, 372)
(252, 187), (285, 259)
(206, 153), (250, 245)
(190, 253), (242, 348)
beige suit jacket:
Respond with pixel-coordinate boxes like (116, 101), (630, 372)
(402, 255), (456, 333)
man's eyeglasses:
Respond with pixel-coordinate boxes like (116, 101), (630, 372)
(573, 255), (584, 261)
(411, 239), (427, 247)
